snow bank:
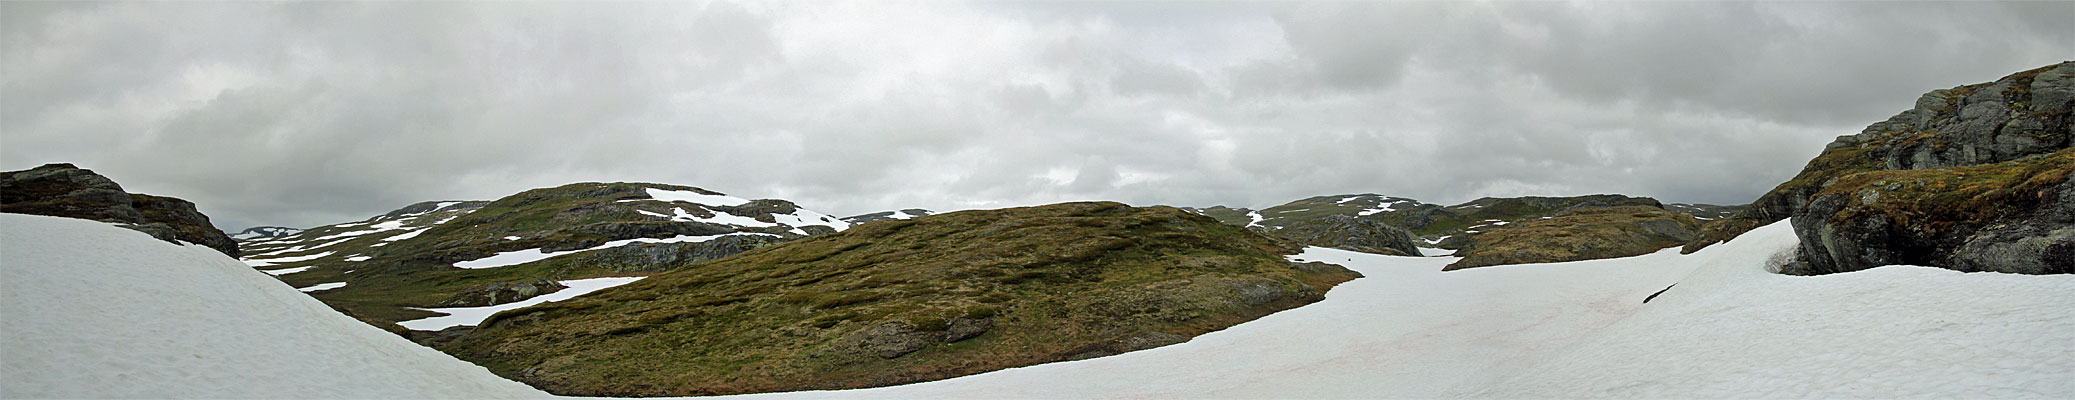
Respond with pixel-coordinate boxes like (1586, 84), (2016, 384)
(1476, 222), (2075, 398)
(0, 214), (547, 399)
(395, 277), (646, 331)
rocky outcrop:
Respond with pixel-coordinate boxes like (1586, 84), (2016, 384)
(537, 234), (786, 274)
(1, 163), (239, 257)
(1787, 149), (2073, 275)
(437, 279), (568, 307)
(1267, 214), (1422, 256)
(1687, 62), (2074, 254)
(1444, 206), (1700, 271)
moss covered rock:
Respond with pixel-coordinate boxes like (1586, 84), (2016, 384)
(440, 202), (1360, 396)
(1788, 149), (2074, 275)
(1443, 206), (1700, 271)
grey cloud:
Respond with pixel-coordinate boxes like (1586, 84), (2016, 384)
(2, 1), (2065, 231)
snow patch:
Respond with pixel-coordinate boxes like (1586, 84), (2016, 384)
(297, 282), (347, 292)
(243, 251), (336, 267)
(382, 228), (430, 242)
(261, 266), (314, 276)
(451, 233), (778, 269)
(395, 277), (647, 331)
(625, 188), (751, 207)
(343, 255), (372, 262)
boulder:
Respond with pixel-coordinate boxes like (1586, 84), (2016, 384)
(436, 279), (569, 307)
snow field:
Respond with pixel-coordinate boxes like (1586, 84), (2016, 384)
(720, 221), (2073, 399)
(0, 214), (548, 398)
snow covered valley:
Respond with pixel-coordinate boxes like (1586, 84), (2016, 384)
(3, 213), (2069, 398)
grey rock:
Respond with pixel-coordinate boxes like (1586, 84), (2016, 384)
(1233, 281), (1284, 306)
(850, 322), (931, 359)
(1289, 261), (1364, 279)
(940, 317), (992, 343)
(2031, 63), (2075, 112)
(438, 279), (569, 307)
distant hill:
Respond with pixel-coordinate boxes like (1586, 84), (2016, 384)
(230, 226), (304, 240)
(234, 182), (852, 335)
(1187, 194), (1734, 262)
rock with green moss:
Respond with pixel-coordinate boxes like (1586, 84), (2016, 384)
(1788, 149), (2074, 275)
(0, 163), (240, 257)
(1687, 61), (2074, 254)
(440, 202), (1361, 396)
(1442, 206), (1701, 271)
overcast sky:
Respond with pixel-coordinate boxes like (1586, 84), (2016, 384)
(3, 1), (2069, 230)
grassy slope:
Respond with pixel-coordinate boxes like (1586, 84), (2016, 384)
(441, 202), (1361, 396)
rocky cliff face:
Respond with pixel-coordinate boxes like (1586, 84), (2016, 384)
(1686, 62), (2074, 254)
(0, 164), (239, 257)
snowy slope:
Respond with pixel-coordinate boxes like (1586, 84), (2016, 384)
(0, 214), (548, 399)
(715, 222), (2073, 399)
